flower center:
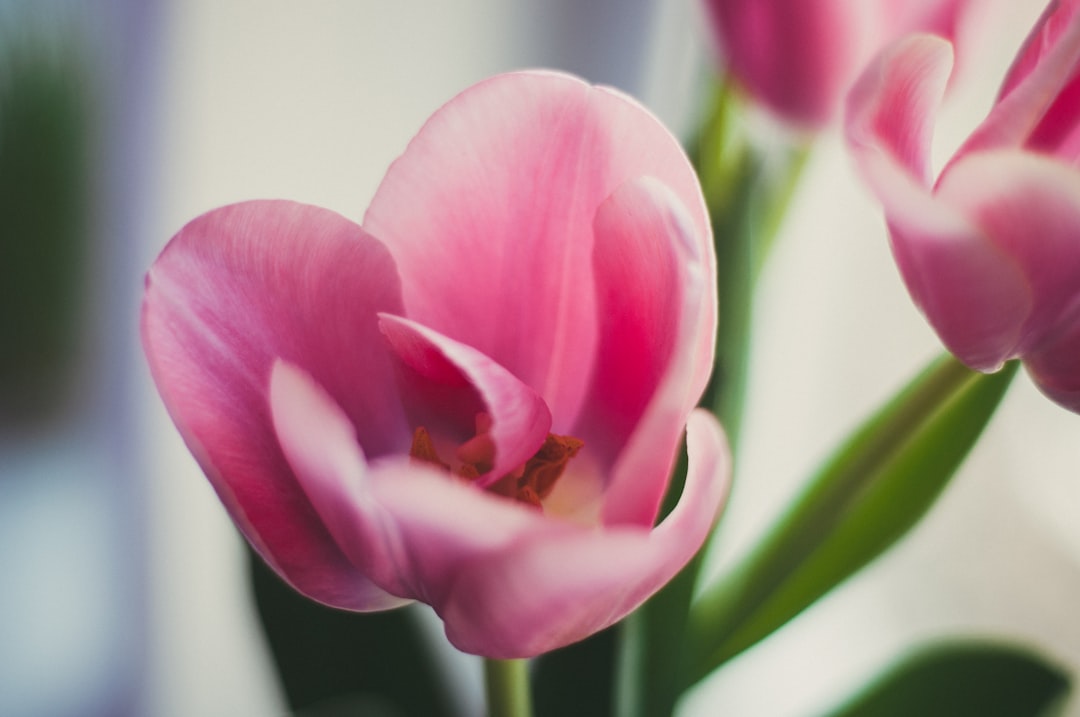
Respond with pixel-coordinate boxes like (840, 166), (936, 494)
(408, 418), (583, 510)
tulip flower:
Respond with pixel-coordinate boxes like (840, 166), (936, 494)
(846, 0), (1080, 412)
(141, 71), (730, 658)
(703, 0), (975, 128)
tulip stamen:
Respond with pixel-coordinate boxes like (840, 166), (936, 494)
(409, 426), (481, 479)
(409, 426), (449, 470)
(408, 424), (584, 510)
(516, 433), (585, 505)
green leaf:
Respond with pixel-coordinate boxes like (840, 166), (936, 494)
(821, 641), (1070, 717)
(248, 548), (457, 717)
(686, 354), (1019, 685)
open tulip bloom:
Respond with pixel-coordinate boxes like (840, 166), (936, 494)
(846, 0), (1080, 412)
(141, 71), (731, 659)
(139, 5), (1080, 713)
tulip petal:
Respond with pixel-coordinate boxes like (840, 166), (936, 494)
(268, 360), (412, 605)
(864, 156), (1031, 370)
(269, 359), (557, 607)
(363, 71), (709, 430)
(963, 0), (1080, 159)
(937, 150), (1080, 356)
(438, 409), (731, 658)
(377, 314), (552, 486)
(570, 176), (713, 527)
(270, 363), (731, 657)
(846, 34), (954, 185)
(1025, 315), (1080, 412)
(706, 0), (870, 128)
(847, 38), (1032, 370)
(142, 200), (409, 608)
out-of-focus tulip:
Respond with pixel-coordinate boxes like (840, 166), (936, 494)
(141, 71), (730, 658)
(846, 0), (1080, 412)
(703, 0), (974, 129)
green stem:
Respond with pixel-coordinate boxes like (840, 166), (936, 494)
(484, 658), (533, 717)
(697, 86), (813, 447)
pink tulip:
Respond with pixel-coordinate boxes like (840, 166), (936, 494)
(141, 71), (731, 657)
(846, 0), (1080, 411)
(703, 0), (975, 128)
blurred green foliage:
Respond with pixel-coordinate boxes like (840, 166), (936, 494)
(688, 357), (1018, 683)
(822, 641), (1069, 717)
(0, 32), (91, 426)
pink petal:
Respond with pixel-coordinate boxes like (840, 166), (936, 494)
(438, 409), (731, 658)
(847, 37), (1032, 370)
(846, 33), (954, 185)
(854, 145), (1031, 370)
(268, 362), (730, 657)
(572, 177), (714, 527)
(1025, 313), (1080, 411)
(377, 314), (552, 487)
(362, 70), (709, 431)
(961, 0), (1080, 159)
(268, 361), (411, 606)
(997, 0), (1080, 97)
(141, 200), (409, 608)
(936, 150), (1080, 356)
(268, 359), (556, 607)
(705, 0), (869, 128)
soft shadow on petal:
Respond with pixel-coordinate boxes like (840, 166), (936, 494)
(438, 410), (731, 658)
(573, 177), (712, 527)
(378, 314), (552, 486)
(142, 200), (408, 608)
(363, 71), (708, 430)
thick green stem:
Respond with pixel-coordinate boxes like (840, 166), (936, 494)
(485, 658), (533, 717)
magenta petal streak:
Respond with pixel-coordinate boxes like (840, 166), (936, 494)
(141, 71), (729, 657)
(846, 2), (1080, 412)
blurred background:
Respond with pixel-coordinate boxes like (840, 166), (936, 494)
(1, 1), (1077, 715)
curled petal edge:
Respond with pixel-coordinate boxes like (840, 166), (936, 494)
(377, 314), (553, 486)
(585, 176), (714, 527)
